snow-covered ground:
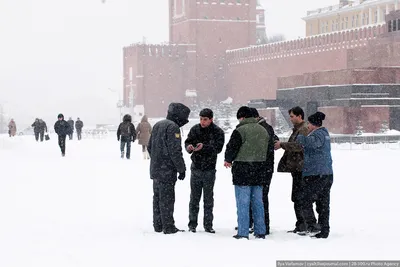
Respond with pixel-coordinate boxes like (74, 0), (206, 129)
(0, 134), (399, 267)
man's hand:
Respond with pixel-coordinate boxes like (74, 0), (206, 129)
(193, 143), (203, 151)
(274, 141), (281, 150)
(186, 144), (195, 152)
(178, 172), (185, 180)
(224, 161), (232, 168)
(117, 137), (120, 142)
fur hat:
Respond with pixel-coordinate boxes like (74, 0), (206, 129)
(308, 111), (326, 127)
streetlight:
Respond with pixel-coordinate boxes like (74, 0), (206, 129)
(107, 88), (124, 122)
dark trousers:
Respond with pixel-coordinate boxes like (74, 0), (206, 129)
(249, 173), (273, 233)
(153, 179), (176, 232)
(39, 131), (44, 142)
(58, 135), (66, 154)
(68, 132), (73, 140)
(77, 130), (82, 140)
(291, 171), (316, 230)
(120, 137), (131, 159)
(188, 168), (216, 229)
(142, 145), (147, 152)
(301, 175), (333, 234)
(35, 132), (39, 141)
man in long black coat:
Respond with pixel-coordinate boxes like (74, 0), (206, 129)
(147, 103), (190, 234)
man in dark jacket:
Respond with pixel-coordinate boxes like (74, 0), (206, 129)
(54, 114), (72, 157)
(32, 118), (41, 141)
(148, 103), (190, 234)
(224, 106), (269, 240)
(249, 107), (279, 235)
(184, 108), (225, 234)
(274, 106), (317, 233)
(117, 114), (136, 159)
(67, 117), (74, 140)
(38, 119), (47, 142)
(75, 118), (84, 140)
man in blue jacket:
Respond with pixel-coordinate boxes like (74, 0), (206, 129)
(297, 111), (333, 239)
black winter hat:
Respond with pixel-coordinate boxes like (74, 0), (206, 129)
(167, 102), (191, 127)
(199, 108), (213, 119)
(308, 111), (326, 127)
(58, 114), (64, 119)
(249, 107), (259, 118)
(236, 106), (253, 119)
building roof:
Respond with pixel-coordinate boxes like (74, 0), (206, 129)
(303, 0), (397, 20)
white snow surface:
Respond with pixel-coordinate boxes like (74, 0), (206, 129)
(0, 134), (399, 267)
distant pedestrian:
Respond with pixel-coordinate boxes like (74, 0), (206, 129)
(136, 115), (152, 159)
(117, 114), (136, 159)
(54, 114), (72, 157)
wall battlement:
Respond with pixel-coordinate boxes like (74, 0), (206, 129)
(226, 25), (386, 65)
(124, 43), (196, 58)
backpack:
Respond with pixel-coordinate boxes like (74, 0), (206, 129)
(120, 122), (131, 137)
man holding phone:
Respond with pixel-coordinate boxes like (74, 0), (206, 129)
(185, 108), (225, 233)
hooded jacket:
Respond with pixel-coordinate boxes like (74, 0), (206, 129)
(148, 103), (190, 182)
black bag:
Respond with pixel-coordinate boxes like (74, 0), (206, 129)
(45, 134), (50, 141)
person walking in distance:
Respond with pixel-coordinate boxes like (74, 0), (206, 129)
(147, 103), (190, 234)
(117, 114), (136, 160)
(54, 114), (72, 157)
(185, 108), (225, 234)
(75, 118), (84, 140)
(38, 119), (47, 142)
(274, 106), (318, 234)
(67, 117), (74, 140)
(32, 118), (41, 141)
(136, 115), (152, 159)
(8, 119), (17, 137)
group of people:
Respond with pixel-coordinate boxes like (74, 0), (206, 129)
(31, 118), (48, 142)
(66, 117), (84, 141)
(116, 114), (152, 160)
(147, 102), (333, 240)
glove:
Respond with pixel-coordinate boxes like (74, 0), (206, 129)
(117, 137), (120, 141)
(178, 172), (185, 180)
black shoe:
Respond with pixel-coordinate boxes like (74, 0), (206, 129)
(233, 235), (248, 240)
(255, 234), (265, 239)
(164, 227), (185, 234)
(62, 153), (65, 157)
(154, 228), (162, 233)
(313, 232), (329, 239)
(188, 227), (196, 233)
(205, 228), (215, 234)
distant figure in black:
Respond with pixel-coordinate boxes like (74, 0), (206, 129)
(75, 118), (84, 140)
(54, 114), (72, 157)
(67, 117), (74, 140)
(117, 114), (136, 159)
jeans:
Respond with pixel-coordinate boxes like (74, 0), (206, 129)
(235, 185), (266, 237)
(120, 136), (131, 159)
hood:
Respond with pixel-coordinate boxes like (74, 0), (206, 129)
(123, 114), (132, 123)
(166, 103), (191, 127)
(141, 115), (148, 123)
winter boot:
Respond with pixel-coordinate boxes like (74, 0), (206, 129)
(121, 151), (124, 159)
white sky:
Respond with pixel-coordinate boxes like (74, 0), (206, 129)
(0, 0), (338, 127)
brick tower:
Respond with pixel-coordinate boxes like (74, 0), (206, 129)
(169, 0), (258, 102)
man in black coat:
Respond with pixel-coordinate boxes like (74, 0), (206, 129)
(32, 118), (41, 141)
(54, 114), (72, 157)
(250, 107), (279, 235)
(117, 114), (136, 159)
(67, 117), (74, 140)
(184, 108), (225, 234)
(75, 118), (84, 140)
(147, 103), (191, 234)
